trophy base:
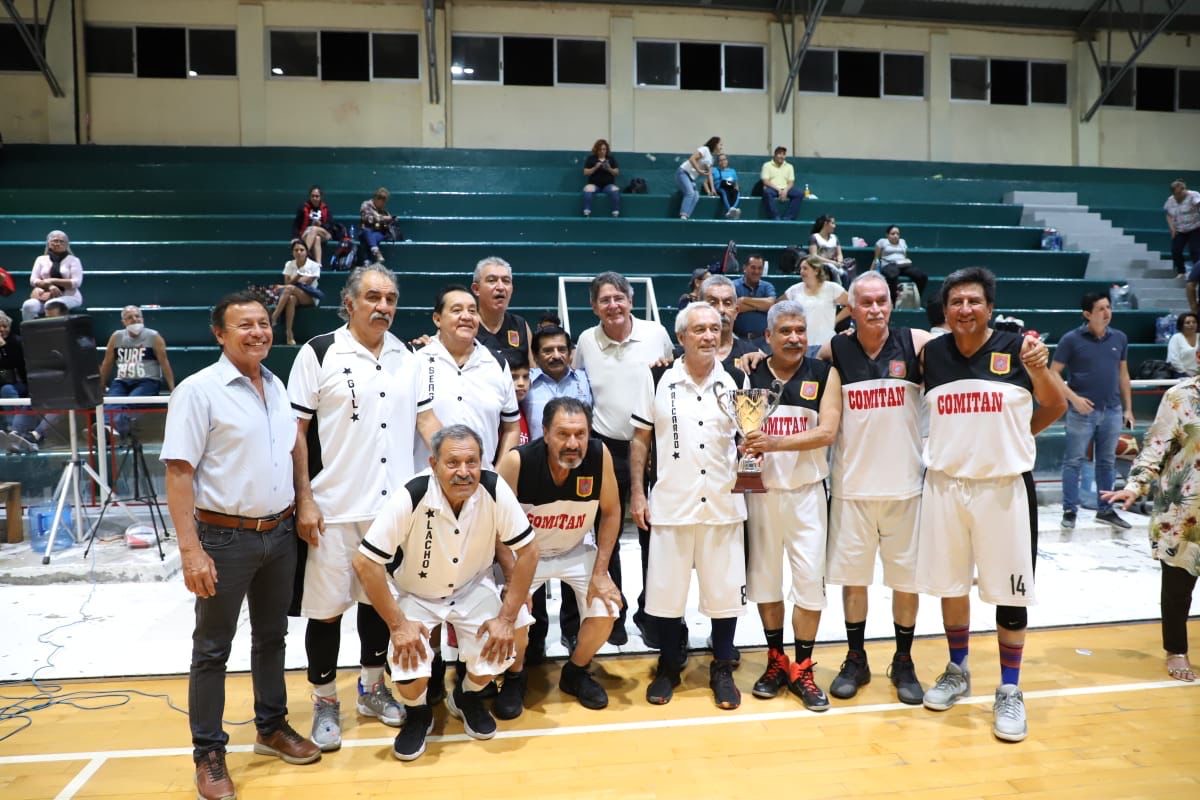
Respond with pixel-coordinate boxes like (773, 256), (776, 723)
(732, 471), (768, 494)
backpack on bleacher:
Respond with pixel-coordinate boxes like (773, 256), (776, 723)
(327, 223), (358, 271)
(1155, 313), (1178, 344)
(624, 178), (648, 194)
(707, 240), (738, 275)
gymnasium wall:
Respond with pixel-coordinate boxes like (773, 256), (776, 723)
(0, 0), (1196, 169)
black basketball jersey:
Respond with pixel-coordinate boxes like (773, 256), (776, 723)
(477, 311), (529, 366)
(923, 329), (1035, 479)
(744, 356), (830, 489)
(515, 437), (604, 557)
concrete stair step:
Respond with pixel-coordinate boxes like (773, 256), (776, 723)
(1006, 190), (1079, 205)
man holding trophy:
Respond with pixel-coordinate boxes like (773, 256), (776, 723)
(740, 301), (842, 711)
(630, 303), (748, 710)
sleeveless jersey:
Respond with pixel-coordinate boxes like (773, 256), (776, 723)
(744, 357), (830, 490)
(515, 437), (603, 557)
(477, 311), (529, 366)
(112, 327), (162, 381)
(923, 330), (1034, 479)
(830, 327), (923, 499)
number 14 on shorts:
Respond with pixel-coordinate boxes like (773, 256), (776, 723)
(1009, 574), (1027, 596)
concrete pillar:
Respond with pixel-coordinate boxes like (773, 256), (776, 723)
(422, 5), (447, 148)
(609, 13), (634, 151)
(767, 20), (793, 155)
(45, 0), (76, 144)
(927, 31), (950, 162)
(236, 4), (266, 146)
(1072, 40), (1102, 167)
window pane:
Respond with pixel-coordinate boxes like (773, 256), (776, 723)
(320, 31), (369, 81)
(188, 29), (236, 77)
(1101, 65), (1133, 106)
(372, 32), (418, 79)
(837, 50), (880, 98)
(86, 26), (134, 74)
(1180, 69), (1200, 111)
(990, 59), (1028, 105)
(680, 42), (721, 91)
(797, 49), (834, 92)
(0, 23), (40, 71)
(1030, 62), (1066, 104)
(950, 58), (986, 100)
(1136, 65), (1175, 112)
(503, 36), (553, 86)
(270, 30), (318, 77)
(451, 35), (499, 81)
(724, 44), (763, 90)
(883, 53), (923, 97)
(136, 26), (186, 78)
(636, 41), (675, 86)
(557, 39), (605, 85)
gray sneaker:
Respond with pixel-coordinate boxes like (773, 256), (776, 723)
(310, 696), (342, 752)
(923, 661), (971, 711)
(992, 683), (1028, 742)
(357, 678), (405, 727)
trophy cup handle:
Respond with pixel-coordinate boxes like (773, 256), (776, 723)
(713, 384), (738, 426)
(765, 379), (786, 418)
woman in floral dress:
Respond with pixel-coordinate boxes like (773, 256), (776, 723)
(1105, 372), (1200, 682)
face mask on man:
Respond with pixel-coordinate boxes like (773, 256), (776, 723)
(126, 323), (144, 336)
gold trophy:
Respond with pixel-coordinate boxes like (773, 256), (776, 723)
(714, 380), (784, 494)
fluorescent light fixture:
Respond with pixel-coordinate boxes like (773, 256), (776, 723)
(450, 64), (464, 75)
(464, 67), (474, 75)
(188, 69), (198, 77)
(271, 67), (284, 75)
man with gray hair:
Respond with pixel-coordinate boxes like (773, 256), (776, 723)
(98, 305), (175, 438)
(352, 424), (539, 761)
(288, 263), (443, 752)
(673, 275), (767, 367)
(472, 256), (535, 366)
(573, 271), (675, 646)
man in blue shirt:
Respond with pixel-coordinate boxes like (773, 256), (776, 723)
(523, 325), (593, 439)
(712, 154), (741, 220)
(1051, 292), (1134, 530)
(732, 254), (776, 341)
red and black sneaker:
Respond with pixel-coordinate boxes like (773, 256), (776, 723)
(751, 648), (791, 699)
(788, 658), (830, 712)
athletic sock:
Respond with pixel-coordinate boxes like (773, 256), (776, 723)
(313, 681), (337, 699)
(845, 621), (866, 655)
(999, 640), (1024, 686)
(945, 624), (970, 667)
(402, 689), (428, 708)
(710, 617), (738, 662)
(894, 623), (916, 658)
(794, 639), (815, 665)
(361, 665), (385, 687)
(764, 628), (785, 652)
(462, 675), (488, 693)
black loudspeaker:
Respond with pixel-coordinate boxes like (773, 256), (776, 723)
(22, 314), (103, 410)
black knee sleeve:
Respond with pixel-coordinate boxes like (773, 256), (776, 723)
(357, 603), (390, 667)
(305, 617), (342, 685)
(996, 606), (1028, 632)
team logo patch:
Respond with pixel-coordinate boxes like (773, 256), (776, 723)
(990, 352), (1012, 375)
(576, 476), (594, 497)
(799, 381), (819, 400)
(888, 360), (906, 378)
(507, 330), (521, 348)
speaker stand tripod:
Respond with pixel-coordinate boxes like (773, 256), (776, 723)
(41, 409), (114, 565)
(84, 432), (167, 561)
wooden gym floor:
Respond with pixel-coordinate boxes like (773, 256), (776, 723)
(1, 620), (1197, 800)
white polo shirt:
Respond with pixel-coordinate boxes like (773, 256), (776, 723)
(358, 468), (534, 599)
(414, 337), (519, 469)
(287, 325), (427, 524)
(161, 353), (296, 518)
(573, 317), (675, 441)
(630, 358), (747, 526)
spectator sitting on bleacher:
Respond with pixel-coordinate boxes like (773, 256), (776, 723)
(0, 310), (27, 434)
(873, 225), (928, 305)
(1167, 313), (1200, 378)
(678, 267), (710, 310)
(782, 257), (849, 356)
(676, 136), (720, 220)
(294, 185), (335, 266)
(712, 154), (742, 220)
(359, 187), (396, 265)
(759, 146), (803, 221)
(99, 305), (175, 439)
(272, 239), (322, 346)
(22, 230), (83, 321)
(582, 139), (621, 218)
(808, 215), (847, 284)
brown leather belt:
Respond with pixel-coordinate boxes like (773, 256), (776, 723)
(195, 505), (295, 532)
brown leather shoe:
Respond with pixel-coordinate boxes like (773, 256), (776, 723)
(253, 721), (322, 765)
(194, 750), (236, 800)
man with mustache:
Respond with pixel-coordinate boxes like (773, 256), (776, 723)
(352, 425), (539, 761)
(494, 397), (623, 716)
(671, 275), (768, 367)
(472, 256), (535, 367)
(287, 264), (443, 752)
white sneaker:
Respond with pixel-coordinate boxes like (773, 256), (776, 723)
(923, 661), (971, 710)
(992, 684), (1028, 742)
(310, 696), (342, 752)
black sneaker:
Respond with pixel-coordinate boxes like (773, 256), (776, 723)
(1061, 510), (1077, 530)
(888, 653), (925, 705)
(634, 611), (660, 649)
(608, 623), (629, 646)
(446, 684), (496, 740)
(709, 659), (741, 710)
(492, 669), (527, 720)
(751, 648), (791, 699)
(525, 638), (547, 667)
(391, 704), (434, 762)
(787, 658), (830, 712)
(829, 650), (871, 699)
(426, 653), (447, 706)
(646, 658), (681, 705)
(560, 661), (608, 709)
(1095, 508), (1132, 530)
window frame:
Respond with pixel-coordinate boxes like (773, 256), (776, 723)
(368, 31), (421, 83)
(950, 55), (1069, 106)
(84, 23), (237, 79)
(266, 27), (319, 81)
(266, 28), (420, 83)
(185, 26), (238, 80)
(1178, 68), (1200, 113)
(880, 50), (926, 100)
(795, 47), (836, 95)
(552, 35), (608, 87)
(449, 33), (502, 84)
(949, 55), (989, 104)
(632, 38), (766, 93)
(1028, 59), (1069, 106)
(634, 38), (679, 90)
(0, 20), (43, 74)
